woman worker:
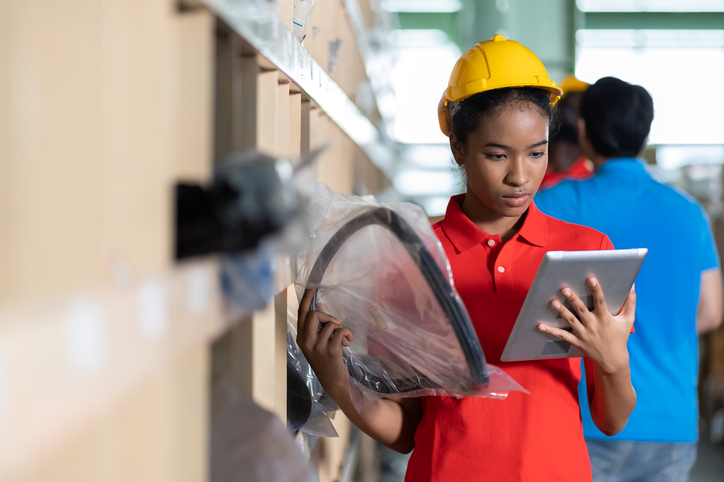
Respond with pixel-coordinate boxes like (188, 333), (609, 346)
(297, 35), (636, 481)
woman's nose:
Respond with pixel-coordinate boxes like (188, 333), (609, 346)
(505, 157), (528, 186)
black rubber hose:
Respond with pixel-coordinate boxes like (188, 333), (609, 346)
(306, 207), (489, 394)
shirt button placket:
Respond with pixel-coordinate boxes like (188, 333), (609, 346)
(495, 246), (515, 296)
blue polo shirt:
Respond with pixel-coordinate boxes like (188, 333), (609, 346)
(535, 158), (720, 443)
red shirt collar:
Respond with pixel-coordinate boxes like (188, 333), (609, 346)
(440, 194), (548, 252)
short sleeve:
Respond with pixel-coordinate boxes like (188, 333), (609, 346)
(697, 207), (720, 272)
(598, 234), (614, 251)
(596, 234), (633, 331)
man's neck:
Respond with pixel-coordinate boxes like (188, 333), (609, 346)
(590, 152), (612, 171)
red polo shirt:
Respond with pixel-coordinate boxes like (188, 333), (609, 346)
(405, 195), (613, 482)
(540, 156), (594, 190)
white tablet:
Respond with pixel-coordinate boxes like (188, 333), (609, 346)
(500, 248), (647, 362)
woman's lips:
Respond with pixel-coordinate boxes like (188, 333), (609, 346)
(502, 192), (530, 207)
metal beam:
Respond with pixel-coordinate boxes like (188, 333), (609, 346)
(396, 11), (458, 38)
(198, 0), (396, 174)
(584, 12), (724, 29)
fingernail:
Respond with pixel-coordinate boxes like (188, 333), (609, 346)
(539, 324), (547, 332)
(589, 278), (597, 287)
(551, 300), (561, 309)
(562, 289), (571, 298)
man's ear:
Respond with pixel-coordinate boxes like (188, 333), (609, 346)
(577, 117), (599, 164)
(637, 136), (649, 158)
(449, 134), (466, 166)
(577, 117), (587, 147)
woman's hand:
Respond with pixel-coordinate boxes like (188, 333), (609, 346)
(539, 278), (637, 435)
(297, 289), (422, 453)
(297, 288), (354, 396)
(538, 278), (635, 375)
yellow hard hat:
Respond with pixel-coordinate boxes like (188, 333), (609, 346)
(438, 34), (563, 136)
(559, 74), (589, 94)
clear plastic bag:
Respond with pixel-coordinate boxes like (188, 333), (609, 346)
(292, 0), (315, 42)
(177, 149), (312, 313)
(286, 311), (338, 437)
(295, 184), (527, 410)
(220, 243), (275, 312)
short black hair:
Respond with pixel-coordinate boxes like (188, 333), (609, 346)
(451, 87), (555, 146)
(579, 77), (654, 158)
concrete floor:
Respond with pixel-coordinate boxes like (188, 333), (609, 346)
(690, 440), (724, 482)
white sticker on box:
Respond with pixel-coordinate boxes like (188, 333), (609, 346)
(138, 281), (167, 340)
(65, 298), (109, 377)
(187, 266), (210, 316)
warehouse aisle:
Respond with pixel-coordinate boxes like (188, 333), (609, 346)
(691, 441), (724, 482)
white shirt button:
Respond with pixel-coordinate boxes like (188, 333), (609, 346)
(497, 266), (505, 273)
(487, 239), (495, 247)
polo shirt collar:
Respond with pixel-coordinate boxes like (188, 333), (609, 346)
(597, 157), (648, 176)
(440, 194), (548, 253)
(517, 201), (547, 247)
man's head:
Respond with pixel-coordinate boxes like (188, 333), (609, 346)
(579, 77), (654, 160)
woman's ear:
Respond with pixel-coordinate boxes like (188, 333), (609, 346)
(449, 134), (466, 166)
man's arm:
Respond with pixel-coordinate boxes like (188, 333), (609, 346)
(698, 267), (723, 334)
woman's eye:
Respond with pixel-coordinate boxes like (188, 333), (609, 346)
(531, 151), (545, 158)
(486, 153), (506, 160)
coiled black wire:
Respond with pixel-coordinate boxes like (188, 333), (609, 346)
(307, 207), (489, 394)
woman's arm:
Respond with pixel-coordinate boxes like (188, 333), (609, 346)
(583, 355), (635, 436)
(297, 289), (422, 453)
(538, 278), (636, 435)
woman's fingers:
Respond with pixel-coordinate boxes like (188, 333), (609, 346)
(587, 278), (608, 314)
(330, 327), (355, 349)
(551, 296), (584, 331)
(296, 289), (354, 359)
(542, 280), (634, 367)
(538, 323), (581, 348)
(297, 288), (316, 335)
(297, 287), (344, 352)
(315, 324), (354, 358)
(316, 316), (340, 347)
(560, 287), (591, 322)
(304, 312), (341, 344)
(620, 286), (637, 320)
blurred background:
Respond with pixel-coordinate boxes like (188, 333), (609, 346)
(1, 0), (723, 481)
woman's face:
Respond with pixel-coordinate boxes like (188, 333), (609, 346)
(453, 101), (549, 219)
